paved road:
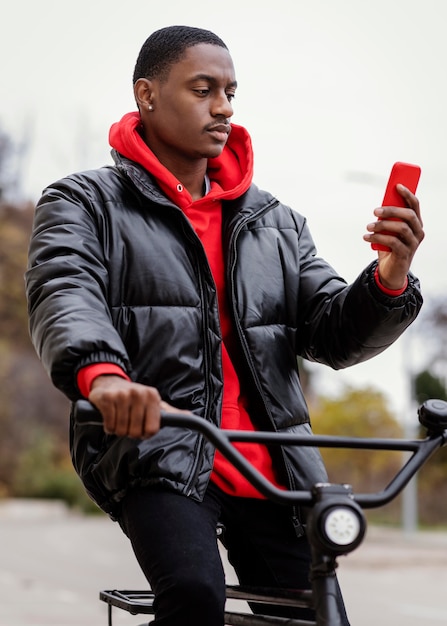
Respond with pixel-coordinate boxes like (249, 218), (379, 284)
(1, 500), (446, 625)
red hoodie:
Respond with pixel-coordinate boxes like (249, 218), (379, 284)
(78, 111), (285, 498)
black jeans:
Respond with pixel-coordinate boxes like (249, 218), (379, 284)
(119, 482), (350, 625)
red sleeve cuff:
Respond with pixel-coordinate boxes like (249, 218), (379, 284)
(77, 363), (130, 398)
(374, 266), (408, 296)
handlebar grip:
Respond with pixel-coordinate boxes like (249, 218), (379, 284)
(73, 399), (103, 425)
(72, 399), (187, 427)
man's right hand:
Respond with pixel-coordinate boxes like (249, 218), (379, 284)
(88, 375), (181, 439)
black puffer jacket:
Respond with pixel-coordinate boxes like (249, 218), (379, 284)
(26, 155), (423, 517)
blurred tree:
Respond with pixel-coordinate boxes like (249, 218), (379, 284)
(309, 386), (404, 524)
(309, 378), (447, 526)
(0, 127), (15, 201)
(412, 296), (447, 389)
(310, 386), (403, 488)
(0, 201), (34, 348)
(412, 367), (447, 525)
(0, 124), (93, 509)
(0, 124), (29, 202)
(13, 426), (99, 513)
(414, 369), (447, 405)
(0, 200), (72, 496)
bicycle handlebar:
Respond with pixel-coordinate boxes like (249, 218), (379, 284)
(73, 399), (447, 509)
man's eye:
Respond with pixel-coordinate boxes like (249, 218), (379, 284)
(226, 92), (236, 102)
(194, 89), (209, 96)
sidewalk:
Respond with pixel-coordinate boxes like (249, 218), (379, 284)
(1, 499), (446, 625)
(337, 523), (447, 625)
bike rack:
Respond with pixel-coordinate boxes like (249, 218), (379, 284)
(100, 586), (315, 625)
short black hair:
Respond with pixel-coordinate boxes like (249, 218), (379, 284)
(133, 25), (228, 84)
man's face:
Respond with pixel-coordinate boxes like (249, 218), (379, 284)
(143, 43), (237, 165)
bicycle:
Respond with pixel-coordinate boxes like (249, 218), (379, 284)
(73, 398), (447, 626)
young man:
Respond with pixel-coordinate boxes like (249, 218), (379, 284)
(26, 25), (424, 625)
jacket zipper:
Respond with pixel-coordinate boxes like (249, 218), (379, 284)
(226, 200), (279, 417)
(176, 219), (220, 497)
(227, 201), (306, 534)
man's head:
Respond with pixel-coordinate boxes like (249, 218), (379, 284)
(133, 26), (237, 169)
(133, 25), (228, 84)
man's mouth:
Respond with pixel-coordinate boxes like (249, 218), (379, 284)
(206, 123), (231, 142)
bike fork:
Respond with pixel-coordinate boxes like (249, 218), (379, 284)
(307, 483), (367, 626)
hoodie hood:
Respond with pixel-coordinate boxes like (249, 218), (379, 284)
(109, 112), (254, 210)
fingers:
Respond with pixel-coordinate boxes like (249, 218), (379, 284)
(364, 186), (424, 253)
(110, 385), (161, 438)
(89, 377), (162, 439)
(363, 186), (424, 290)
(396, 184), (423, 226)
(366, 210), (422, 249)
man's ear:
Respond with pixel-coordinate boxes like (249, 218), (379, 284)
(134, 78), (154, 111)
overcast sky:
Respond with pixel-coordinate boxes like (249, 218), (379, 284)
(2, 0), (446, 418)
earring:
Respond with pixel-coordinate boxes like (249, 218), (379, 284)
(148, 104), (154, 111)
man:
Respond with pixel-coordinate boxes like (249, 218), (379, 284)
(26, 25), (424, 625)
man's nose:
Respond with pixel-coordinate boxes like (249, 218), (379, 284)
(212, 93), (233, 118)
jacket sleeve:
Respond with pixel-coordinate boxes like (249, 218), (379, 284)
(25, 175), (132, 401)
(293, 214), (423, 369)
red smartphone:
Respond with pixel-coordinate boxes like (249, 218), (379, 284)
(371, 161), (421, 251)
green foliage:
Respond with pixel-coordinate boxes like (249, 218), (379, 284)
(0, 202), (35, 349)
(414, 369), (447, 404)
(0, 197), (80, 510)
(12, 428), (101, 514)
(412, 368), (447, 524)
(310, 385), (402, 478)
(309, 383), (447, 526)
(309, 386), (404, 524)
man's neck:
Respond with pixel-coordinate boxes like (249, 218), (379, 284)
(161, 157), (208, 200)
(143, 133), (208, 200)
